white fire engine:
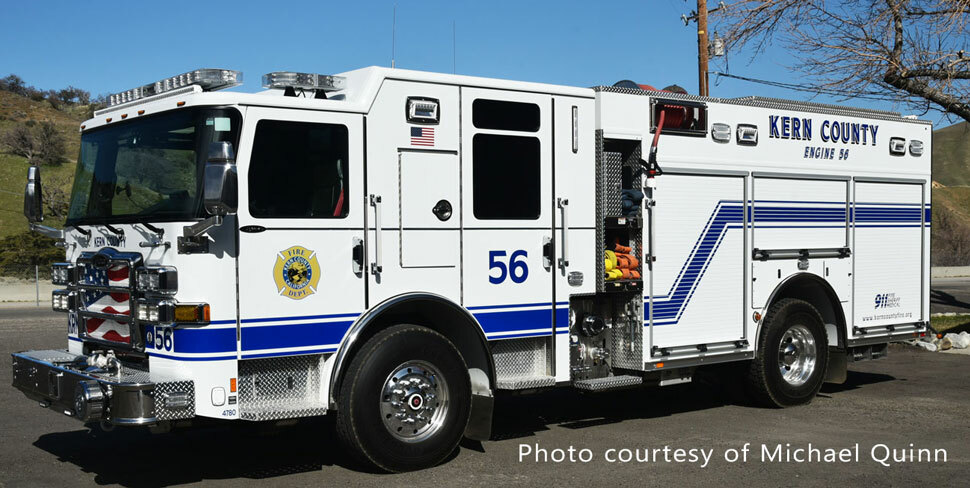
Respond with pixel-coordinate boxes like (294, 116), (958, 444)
(13, 67), (931, 472)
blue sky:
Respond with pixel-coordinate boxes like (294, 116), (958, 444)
(0, 0), (943, 122)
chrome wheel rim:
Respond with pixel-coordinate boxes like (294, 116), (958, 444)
(379, 361), (449, 443)
(777, 323), (817, 387)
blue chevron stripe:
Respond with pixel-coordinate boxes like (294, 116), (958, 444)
(646, 200), (927, 326)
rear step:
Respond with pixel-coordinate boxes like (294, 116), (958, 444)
(574, 375), (642, 392)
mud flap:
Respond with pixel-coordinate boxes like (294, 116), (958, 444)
(464, 368), (493, 441)
(824, 348), (847, 384)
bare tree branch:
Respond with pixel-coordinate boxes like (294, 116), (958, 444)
(713, 0), (970, 121)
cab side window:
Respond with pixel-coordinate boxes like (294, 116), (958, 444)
(248, 120), (349, 218)
(471, 99), (541, 220)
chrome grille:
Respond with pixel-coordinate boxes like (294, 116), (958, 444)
(74, 248), (144, 350)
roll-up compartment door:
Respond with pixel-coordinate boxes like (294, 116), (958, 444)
(753, 178), (848, 250)
(650, 174), (746, 349)
(852, 182), (924, 330)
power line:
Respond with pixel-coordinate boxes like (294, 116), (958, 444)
(711, 71), (903, 102)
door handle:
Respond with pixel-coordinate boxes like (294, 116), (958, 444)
(370, 194), (383, 275)
(542, 236), (553, 270)
(557, 198), (569, 269)
(352, 237), (363, 275)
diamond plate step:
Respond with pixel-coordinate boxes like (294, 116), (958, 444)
(496, 375), (556, 390)
(239, 400), (327, 421)
(573, 375), (642, 392)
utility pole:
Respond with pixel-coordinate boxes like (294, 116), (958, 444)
(696, 0), (710, 96)
(682, 1), (726, 97)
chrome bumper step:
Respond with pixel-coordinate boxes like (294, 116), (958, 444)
(10, 349), (194, 425)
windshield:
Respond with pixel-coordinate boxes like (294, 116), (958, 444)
(67, 107), (241, 225)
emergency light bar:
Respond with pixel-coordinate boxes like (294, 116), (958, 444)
(262, 71), (346, 92)
(108, 69), (242, 107)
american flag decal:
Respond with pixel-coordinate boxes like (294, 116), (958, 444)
(82, 263), (132, 344)
(410, 126), (435, 146)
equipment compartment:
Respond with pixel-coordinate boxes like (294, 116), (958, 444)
(596, 134), (644, 292)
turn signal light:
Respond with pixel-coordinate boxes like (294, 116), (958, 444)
(174, 303), (210, 324)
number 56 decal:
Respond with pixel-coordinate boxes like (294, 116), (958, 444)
(489, 250), (529, 284)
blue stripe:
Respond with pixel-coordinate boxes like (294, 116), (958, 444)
(241, 320), (353, 351)
(149, 352), (235, 361)
(241, 348), (337, 359)
(855, 207), (922, 223)
(647, 202), (742, 323)
(145, 198), (932, 356)
(170, 327), (237, 354)
(555, 306), (568, 329)
(475, 308), (551, 336)
(488, 330), (555, 340)
(647, 199), (926, 326)
(467, 302), (551, 311)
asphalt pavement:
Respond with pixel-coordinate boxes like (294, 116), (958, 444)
(0, 306), (968, 487)
(931, 277), (970, 314)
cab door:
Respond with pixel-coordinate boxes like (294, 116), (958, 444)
(363, 80), (461, 306)
(236, 108), (365, 359)
(460, 88), (554, 340)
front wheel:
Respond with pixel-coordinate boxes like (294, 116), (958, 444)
(335, 324), (471, 472)
(746, 298), (829, 407)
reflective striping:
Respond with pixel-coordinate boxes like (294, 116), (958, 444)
(172, 327), (237, 354)
(149, 195), (928, 361)
(149, 352), (236, 361)
(647, 199), (927, 327)
(475, 306), (553, 338)
(241, 320), (354, 351)
(650, 201), (742, 325)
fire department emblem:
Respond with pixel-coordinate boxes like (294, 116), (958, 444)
(273, 246), (321, 300)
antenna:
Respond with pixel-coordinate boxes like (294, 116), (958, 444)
(391, 5), (397, 68)
(452, 20), (456, 74)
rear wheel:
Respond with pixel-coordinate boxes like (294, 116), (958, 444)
(335, 324), (471, 472)
(746, 298), (828, 407)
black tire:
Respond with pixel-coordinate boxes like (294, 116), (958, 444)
(335, 324), (471, 472)
(746, 298), (829, 407)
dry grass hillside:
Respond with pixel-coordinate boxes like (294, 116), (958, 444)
(932, 122), (970, 187)
(0, 90), (86, 238)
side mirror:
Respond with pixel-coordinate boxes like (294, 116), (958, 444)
(24, 166), (44, 223)
(203, 142), (238, 216)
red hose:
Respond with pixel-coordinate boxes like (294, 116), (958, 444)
(652, 109), (666, 149)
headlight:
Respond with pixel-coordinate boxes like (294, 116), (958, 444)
(136, 299), (209, 325)
(136, 299), (174, 323)
(51, 263), (74, 286)
(135, 266), (178, 295)
(51, 290), (76, 312)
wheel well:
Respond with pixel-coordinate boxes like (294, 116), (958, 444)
(762, 273), (846, 349)
(329, 293), (495, 406)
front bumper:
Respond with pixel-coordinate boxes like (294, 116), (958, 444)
(11, 350), (195, 425)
